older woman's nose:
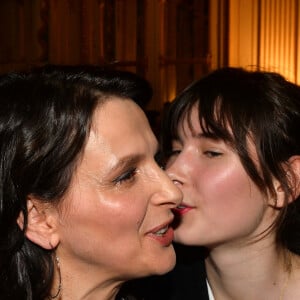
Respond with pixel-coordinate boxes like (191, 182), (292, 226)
(151, 170), (182, 207)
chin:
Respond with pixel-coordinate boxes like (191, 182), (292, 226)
(174, 230), (201, 246)
(146, 249), (176, 276)
(174, 229), (187, 244)
(153, 261), (176, 275)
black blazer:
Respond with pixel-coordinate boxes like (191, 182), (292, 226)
(117, 244), (209, 300)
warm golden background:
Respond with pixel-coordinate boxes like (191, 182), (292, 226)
(0, 0), (299, 111)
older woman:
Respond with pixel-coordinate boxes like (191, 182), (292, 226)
(0, 66), (182, 300)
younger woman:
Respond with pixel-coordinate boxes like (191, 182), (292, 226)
(160, 67), (300, 299)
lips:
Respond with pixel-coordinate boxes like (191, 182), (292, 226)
(146, 219), (175, 246)
(172, 204), (194, 216)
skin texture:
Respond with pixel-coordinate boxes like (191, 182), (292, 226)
(27, 98), (182, 300)
(166, 104), (277, 248)
(165, 104), (300, 299)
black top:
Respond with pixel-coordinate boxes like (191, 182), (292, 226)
(117, 244), (209, 300)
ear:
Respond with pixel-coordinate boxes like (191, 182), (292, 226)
(288, 155), (300, 200)
(272, 155), (300, 208)
(17, 197), (60, 249)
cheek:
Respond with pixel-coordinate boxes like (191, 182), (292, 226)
(174, 154), (269, 246)
(207, 169), (268, 238)
(59, 190), (147, 252)
(195, 161), (258, 214)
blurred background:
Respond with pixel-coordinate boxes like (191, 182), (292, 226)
(0, 0), (299, 113)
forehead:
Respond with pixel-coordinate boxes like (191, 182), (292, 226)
(92, 97), (149, 132)
(88, 97), (157, 154)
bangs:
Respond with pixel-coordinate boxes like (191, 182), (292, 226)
(169, 94), (237, 145)
(168, 100), (194, 141)
(197, 95), (236, 143)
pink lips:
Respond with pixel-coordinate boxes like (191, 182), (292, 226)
(146, 219), (174, 246)
(172, 204), (193, 216)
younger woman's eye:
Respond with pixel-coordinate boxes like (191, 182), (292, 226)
(113, 168), (137, 185)
(204, 150), (222, 158)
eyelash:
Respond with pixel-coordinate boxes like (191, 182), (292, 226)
(169, 149), (222, 158)
(114, 168), (137, 185)
(203, 150), (222, 158)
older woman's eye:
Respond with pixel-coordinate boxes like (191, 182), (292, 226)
(113, 168), (137, 184)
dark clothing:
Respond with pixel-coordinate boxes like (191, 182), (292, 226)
(117, 244), (209, 300)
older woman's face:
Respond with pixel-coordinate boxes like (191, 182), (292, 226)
(56, 98), (181, 281)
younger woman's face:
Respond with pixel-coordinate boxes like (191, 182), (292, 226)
(165, 104), (278, 248)
(56, 98), (182, 281)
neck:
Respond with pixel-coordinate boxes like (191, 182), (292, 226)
(205, 238), (290, 300)
(59, 286), (119, 300)
(51, 259), (123, 300)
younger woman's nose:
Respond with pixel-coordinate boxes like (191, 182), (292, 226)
(165, 163), (185, 188)
(171, 179), (183, 187)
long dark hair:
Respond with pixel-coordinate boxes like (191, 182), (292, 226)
(162, 67), (300, 253)
(0, 65), (152, 299)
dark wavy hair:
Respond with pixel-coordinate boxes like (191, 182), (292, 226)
(162, 67), (300, 253)
(0, 65), (152, 300)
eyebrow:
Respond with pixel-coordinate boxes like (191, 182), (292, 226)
(111, 140), (160, 170)
(109, 155), (143, 173)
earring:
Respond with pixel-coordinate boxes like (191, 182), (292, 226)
(50, 255), (62, 299)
